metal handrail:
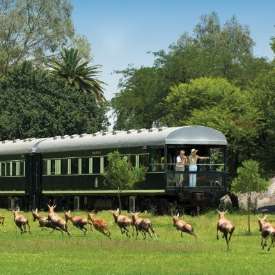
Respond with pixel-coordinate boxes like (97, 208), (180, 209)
(168, 163), (224, 166)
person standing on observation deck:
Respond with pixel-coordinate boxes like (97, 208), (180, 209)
(189, 149), (209, 187)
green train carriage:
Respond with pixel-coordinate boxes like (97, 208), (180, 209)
(0, 126), (228, 212)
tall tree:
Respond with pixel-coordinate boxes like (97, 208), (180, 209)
(0, 62), (108, 139)
(112, 12), (265, 129)
(251, 68), (275, 172)
(49, 48), (105, 102)
(0, 0), (90, 74)
(112, 66), (164, 129)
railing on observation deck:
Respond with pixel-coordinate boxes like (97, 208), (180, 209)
(148, 163), (226, 188)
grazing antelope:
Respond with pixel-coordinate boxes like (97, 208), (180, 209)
(110, 209), (132, 237)
(172, 213), (196, 239)
(216, 210), (235, 250)
(13, 209), (30, 234)
(131, 212), (156, 239)
(47, 204), (70, 236)
(88, 213), (111, 239)
(64, 210), (89, 235)
(257, 215), (275, 251)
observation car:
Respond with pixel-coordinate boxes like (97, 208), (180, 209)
(0, 125), (227, 213)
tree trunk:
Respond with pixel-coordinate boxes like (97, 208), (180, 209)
(247, 194), (251, 234)
(117, 186), (122, 213)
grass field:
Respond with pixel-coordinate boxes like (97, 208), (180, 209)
(0, 209), (274, 275)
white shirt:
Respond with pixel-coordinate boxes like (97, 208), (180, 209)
(176, 155), (186, 171)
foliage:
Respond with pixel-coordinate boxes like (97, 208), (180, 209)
(232, 160), (268, 233)
(251, 69), (275, 172)
(0, 62), (108, 139)
(112, 66), (165, 129)
(232, 160), (268, 194)
(104, 151), (145, 190)
(0, 0), (90, 74)
(163, 77), (264, 172)
(155, 12), (256, 86)
(112, 12), (269, 130)
(49, 48), (105, 102)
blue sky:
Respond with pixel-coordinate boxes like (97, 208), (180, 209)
(72, 0), (275, 100)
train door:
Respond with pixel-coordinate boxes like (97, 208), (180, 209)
(25, 154), (42, 210)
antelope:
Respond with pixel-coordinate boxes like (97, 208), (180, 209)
(110, 209), (132, 237)
(47, 204), (70, 236)
(64, 210), (89, 235)
(172, 213), (196, 238)
(216, 210), (235, 250)
(32, 208), (61, 232)
(0, 215), (4, 226)
(32, 209), (52, 228)
(131, 212), (156, 239)
(88, 213), (111, 238)
(13, 209), (30, 234)
(257, 215), (275, 251)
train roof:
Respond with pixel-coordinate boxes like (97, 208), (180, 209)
(0, 126), (227, 155)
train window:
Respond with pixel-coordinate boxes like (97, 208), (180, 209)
(12, 162), (16, 176)
(78, 158), (82, 174)
(100, 157), (104, 174)
(20, 161), (25, 176)
(89, 158), (93, 174)
(149, 150), (164, 172)
(67, 159), (71, 175)
(93, 157), (100, 174)
(55, 160), (61, 175)
(0, 162), (1, 176)
(6, 162), (11, 176)
(15, 161), (20, 176)
(104, 157), (109, 169)
(50, 160), (55, 175)
(71, 158), (78, 175)
(139, 154), (149, 168)
(47, 160), (51, 175)
(82, 157), (89, 174)
(1, 162), (5, 176)
(42, 160), (47, 175)
(129, 155), (136, 167)
(209, 148), (224, 171)
(16, 160), (25, 176)
(136, 155), (139, 168)
(61, 159), (68, 175)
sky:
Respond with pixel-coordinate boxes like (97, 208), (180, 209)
(71, 0), (275, 100)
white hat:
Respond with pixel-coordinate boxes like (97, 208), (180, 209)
(191, 148), (198, 154)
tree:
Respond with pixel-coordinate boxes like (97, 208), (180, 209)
(0, 0), (90, 74)
(231, 160), (268, 233)
(112, 66), (165, 129)
(49, 48), (105, 102)
(252, 68), (275, 172)
(270, 36), (275, 54)
(163, 77), (264, 173)
(0, 62), (108, 139)
(104, 151), (145, 210)
(112, 12), (266, 129)
(153, 12), (258, 87)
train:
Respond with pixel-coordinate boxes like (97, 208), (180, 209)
(0, 125), (228, 213)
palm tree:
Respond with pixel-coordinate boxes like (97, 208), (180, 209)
(49, 48), (105, 102)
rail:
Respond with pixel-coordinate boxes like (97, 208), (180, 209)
(148, 163), (225, 172)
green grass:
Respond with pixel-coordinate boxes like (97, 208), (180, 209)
(0, 209), (274, 274)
